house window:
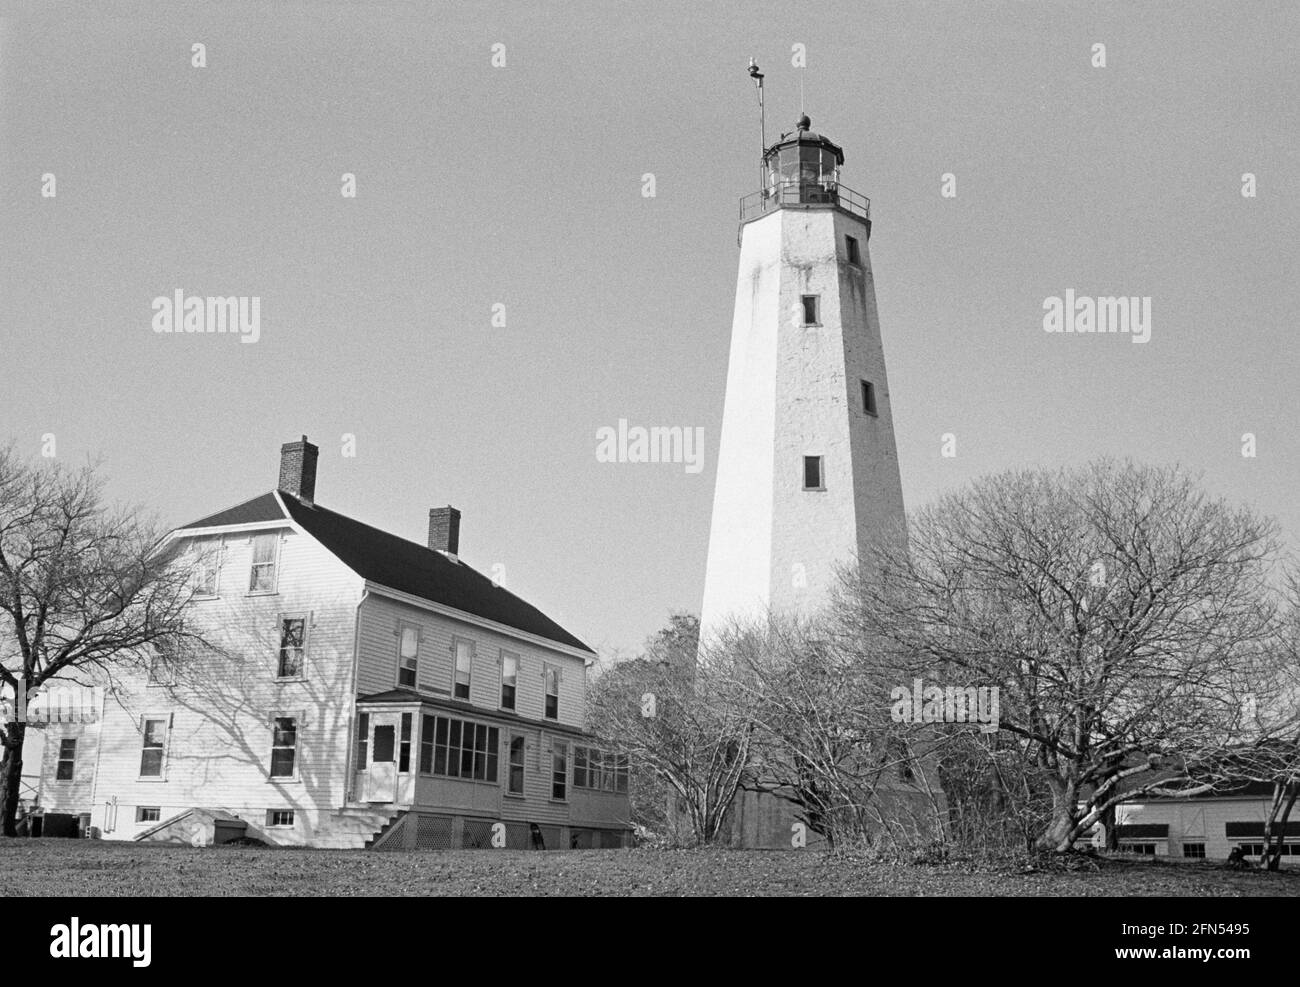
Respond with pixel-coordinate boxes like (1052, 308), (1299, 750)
(55, 738), (76, 781)
(454, 639), (473, 700)
(508, 734), (526, 795)
(803, 455), (824, 490)
(266, 809), (295, 828)
(544, 665), (560, 720)
(845, 235), (861, 265)
(194, 541), (221, 596)
(277, 616), (306, 678)
(1182, 843), (1206, 858)
(421, 715), (499, 782)
(399, 713), (412, 772)
(615, 753), (629, 793)
(500, 652), (519, 711)
(148, 639), (179, 686)
(800, 294), (819, 325)
(270, 716), (298, 778)
(1120, 842), (1157, 855)
(248, 533), (279, 593)
(398, 625), (419, 689)
(356, 712), (369, 770)
(573, 746), (630, 793)
(551, 741), (568, 800)
(861, 379), (877, 416)
(419, 714), (434, 774)
(139, 718), (168, 778)
(136, 806), (160, 823)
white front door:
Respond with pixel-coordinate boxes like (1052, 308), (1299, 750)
(365, 714), (398, 803)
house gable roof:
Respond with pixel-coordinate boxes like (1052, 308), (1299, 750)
(182, 492), (286, 528)
(178, 490), (592, 654)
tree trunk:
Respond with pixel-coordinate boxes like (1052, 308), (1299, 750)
(0, 719), (29, 837)
(1037, 779), (1078, 851)
(1261, 783), (1298, 873)
(1101, 803), (1119, 851)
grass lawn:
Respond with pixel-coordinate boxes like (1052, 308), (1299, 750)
(4, 838), (1300, 896)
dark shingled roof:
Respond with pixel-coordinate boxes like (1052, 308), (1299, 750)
(182, 492), (286, 529)
(181, 490), (590, 653)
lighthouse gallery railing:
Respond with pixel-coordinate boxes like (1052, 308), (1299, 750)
(739, 180), (871, 225)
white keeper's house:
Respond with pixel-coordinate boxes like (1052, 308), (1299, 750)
(23, 437), (631, 849)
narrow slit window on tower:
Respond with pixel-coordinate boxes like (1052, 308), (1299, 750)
(803, 455), (824, 491)
(800, 295), (819, 326)
(845, 235), (861, 265)
(861, 380), (877, 416)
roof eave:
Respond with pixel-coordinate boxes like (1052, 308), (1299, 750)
(363, 580), (596, 660)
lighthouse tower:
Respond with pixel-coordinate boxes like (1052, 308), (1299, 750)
(699, 113), (906, 643)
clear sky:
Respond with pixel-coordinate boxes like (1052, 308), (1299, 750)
(2, 0), (1296, 657)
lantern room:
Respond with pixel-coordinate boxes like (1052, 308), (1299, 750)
(739, 114), (870, 231)
(763, 114), (844, 196)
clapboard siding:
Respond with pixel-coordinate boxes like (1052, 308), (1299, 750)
(35, 719), (100, 814)
(82, 524), (365, 840)
(357, 592), (588, 730)
(26, 513), (629, 846)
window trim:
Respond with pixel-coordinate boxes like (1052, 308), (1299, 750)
(543, 663), (561, 721)
(418, 713), (500, 785)
(452, 636), (475, 701)
(137, 714), (171, 781)
(499, 650), (520, 712)
(398, 712), (413, 773)
(573, 745), (629, 794)
(355, 711), (370, 772)
(135, 806), (161, 824)
(396, 622), (421, 690)
(266, 808), (296, 828)
(268, 713), (301, 782)
(193, 537), (224, 599)
(55, 737), (77, 782)
(506, 732), (527, 797)
(247, 531), (282, 596)
(550, 738), (568, 802)
(147, 639), (180, 687)
(276, 612), (309, 681)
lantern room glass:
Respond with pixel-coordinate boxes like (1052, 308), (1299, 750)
(765, 143), (841, 201)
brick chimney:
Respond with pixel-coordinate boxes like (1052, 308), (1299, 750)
(428, 506), (461, 556)
(278, 436), (319, 504)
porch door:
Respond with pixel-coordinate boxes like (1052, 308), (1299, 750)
(365, 714), (398, 802)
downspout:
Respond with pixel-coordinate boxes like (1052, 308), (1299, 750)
(342, 586), (369, 805)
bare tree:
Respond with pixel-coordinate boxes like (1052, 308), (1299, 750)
(587, 613), (699, 837)
(716, 614), (948, 848)
(587, 615), (755, 845)
(0, 447), (201, 836)
(839, 460), (1286, 852)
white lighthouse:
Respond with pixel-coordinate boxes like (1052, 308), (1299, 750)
(699, 110), (906, 644)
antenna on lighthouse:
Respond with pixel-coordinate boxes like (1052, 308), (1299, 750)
(748, 58), (766, 190)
